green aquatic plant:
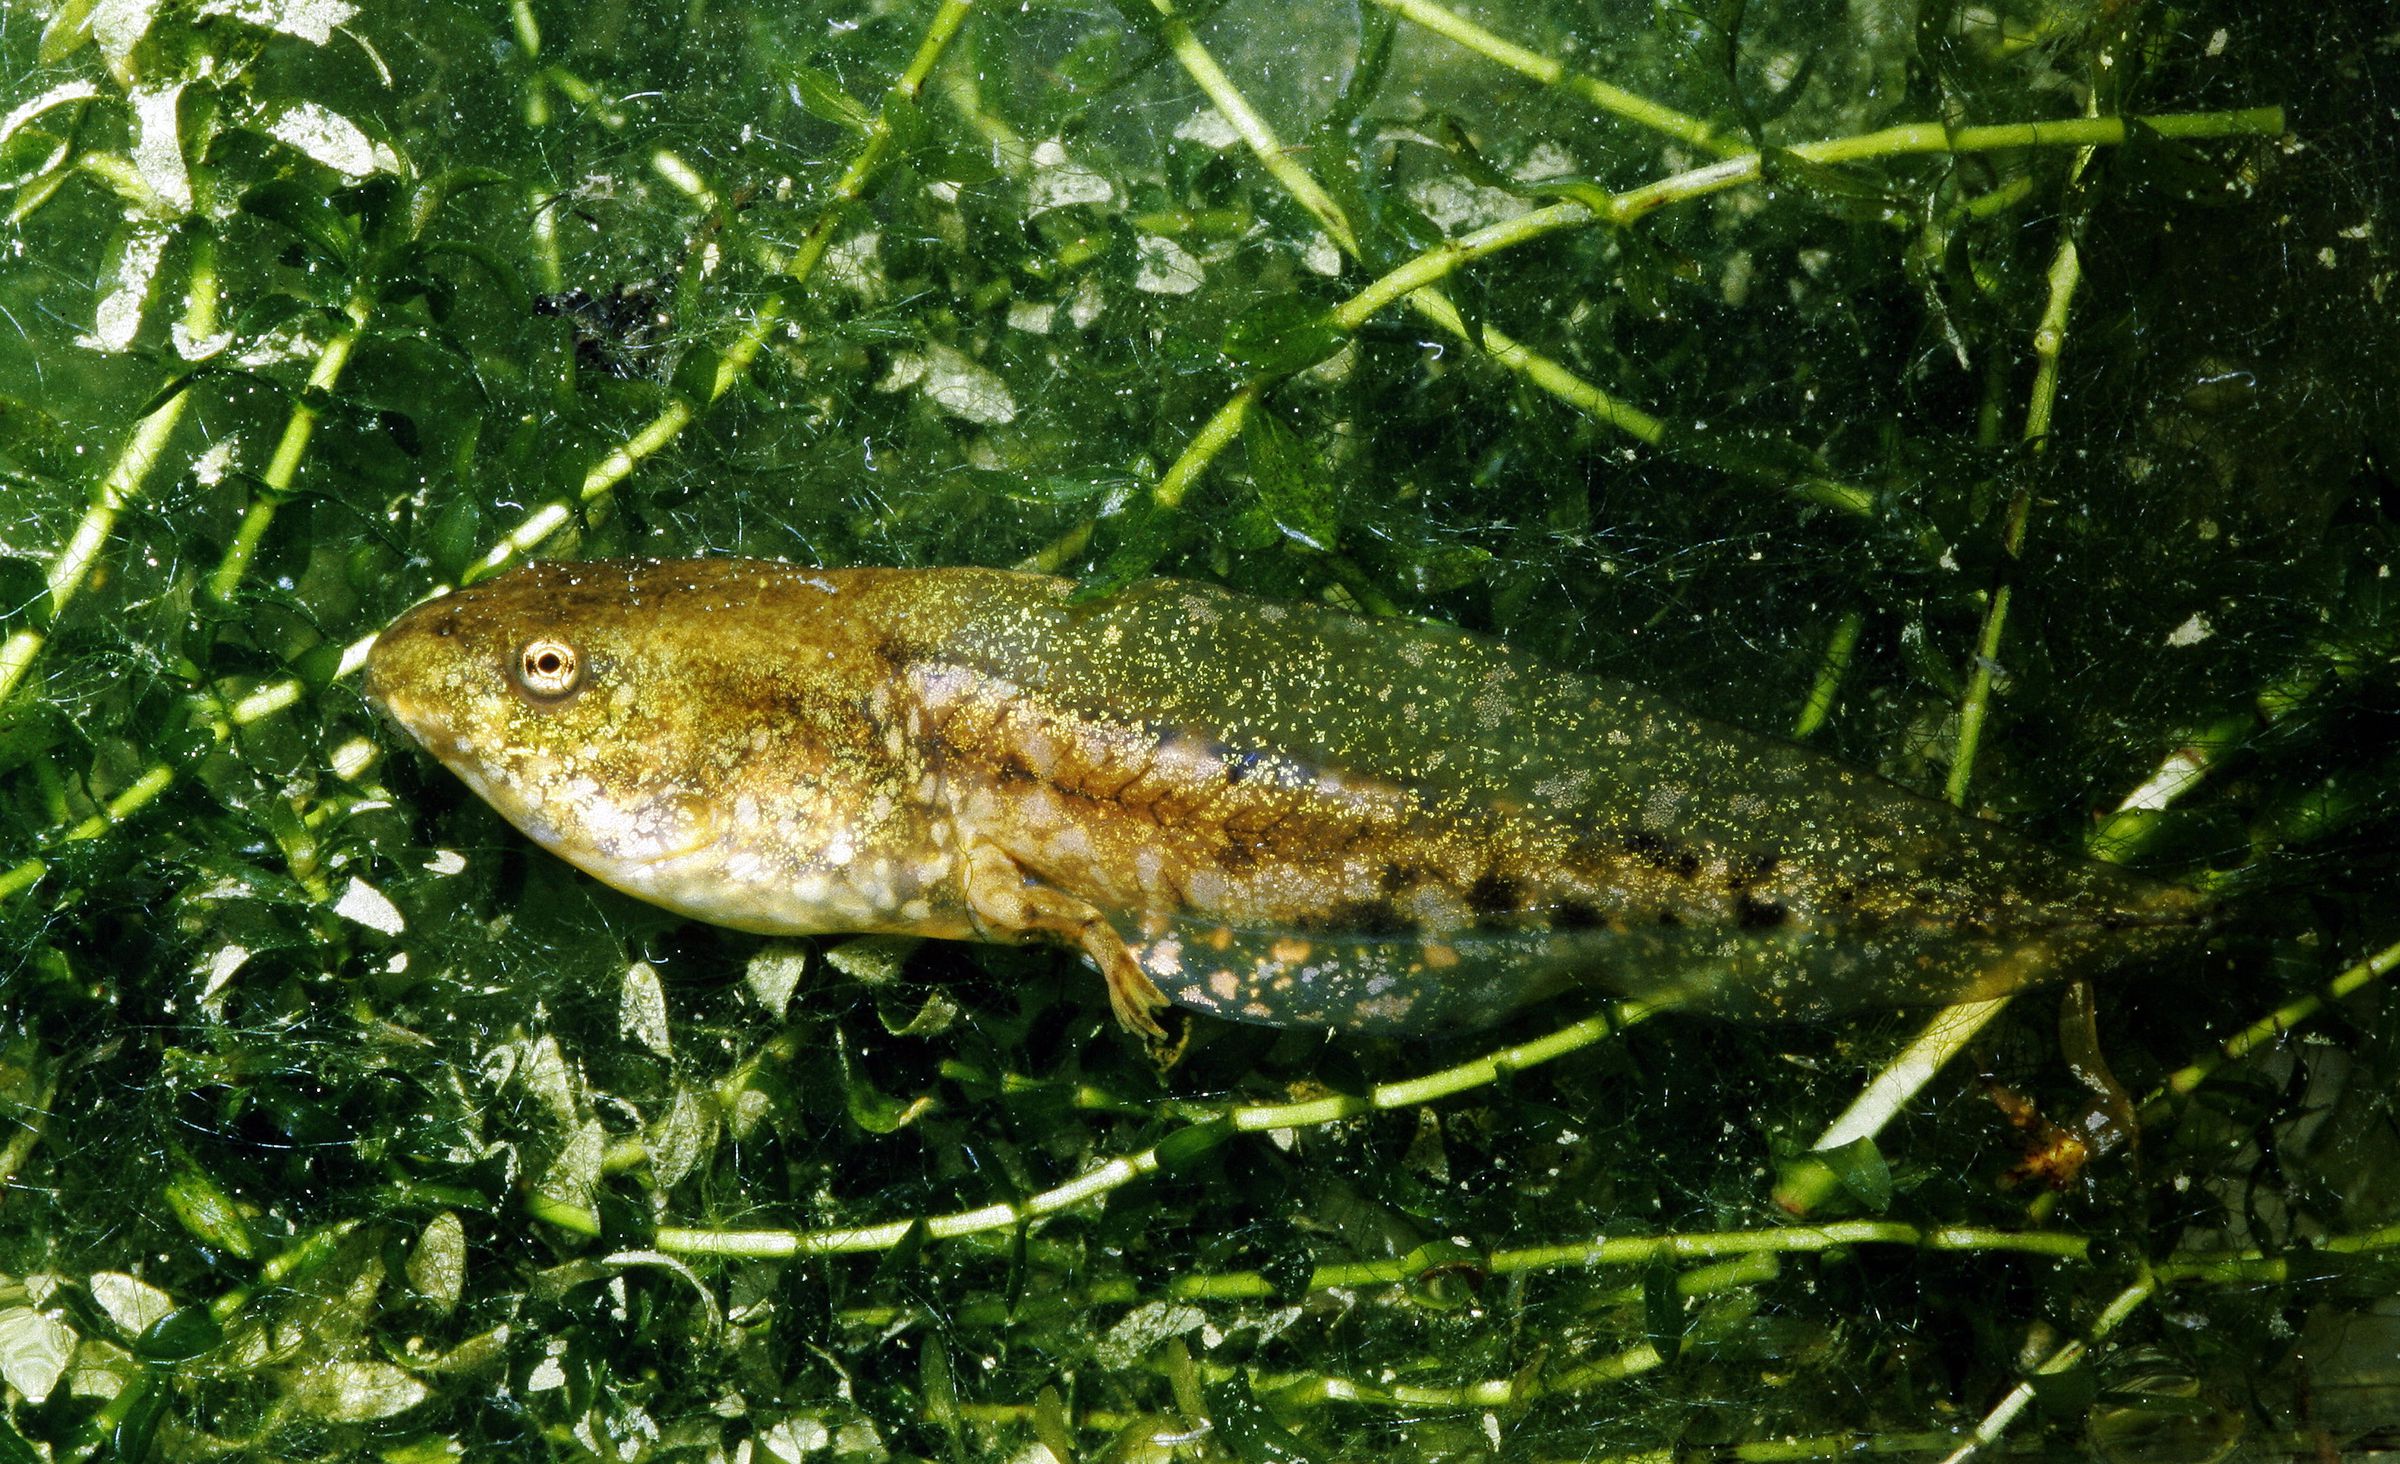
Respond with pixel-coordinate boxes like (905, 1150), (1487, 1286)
(1, 0), (2394, 1458)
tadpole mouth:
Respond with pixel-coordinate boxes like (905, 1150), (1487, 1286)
(361, 598), (465, 755)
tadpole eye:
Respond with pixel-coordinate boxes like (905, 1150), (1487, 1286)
(516, 638), (582, 699)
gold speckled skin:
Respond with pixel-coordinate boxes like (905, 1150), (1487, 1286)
(364, 558), (2209, 1037)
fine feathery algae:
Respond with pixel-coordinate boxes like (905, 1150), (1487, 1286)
(0, 1), (2391, 1459)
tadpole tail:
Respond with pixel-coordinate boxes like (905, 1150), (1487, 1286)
(1564, 868), (2221, 1024)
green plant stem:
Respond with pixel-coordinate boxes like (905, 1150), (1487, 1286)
(508, 0), (538, 53)
(1938, 1272), (2153, 1463)
(1785, 160), (2107, 1214)
(1239, 1003), (1638, 1127)
(1366, 0), (1736, 155)
(1039, 444), (1367, 599)
(1070, 103), (2276, 568)
(206, 287), (375, 603)
(541, 65), (627, 128)
(466, 0), (974, 584)
(927, 1202), (2391, 1430)
(0, 398), (175, 695)
(788, 0), (975, 283)
(0, 1053), (61, 1188)
(933, 49), (1026, 171)
(1493, 106), (2286, 249)
(665, 1208), (2400, 1426)
(1946, 237), (2081, 808)
(1149, 0), (1355, 254)
(1333, 199), (1597, 325)
(2153, 1219), (2400, 1284)
(0, 763), (177, 901)
(0, 235), (218, 707)
(654, 1004), (1638, 1258)
(1112, 17), (1681, 545)
(1814, 108), (2284, 161)
(2150, 937), (2400, 1106)
(0, 637), (373, 905)
(1472, 316), (1665, 442)
(2084, 715), (2251, 863)
(1500, 1219), (2090, 1274)
(840, 1250), (1772, 1333)
(1028, 12), (1862, 585)
(891, 1258), (1769, 1414)
(1792, 610), (1864, 738)
(1153, 382), (1258, 512)
(2088, 628), (2377, 864)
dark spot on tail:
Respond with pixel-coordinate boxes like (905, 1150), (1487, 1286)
(1553, 900), (1603, 932)
(1380, 862), (1422, 894)
(1309, 898), (1415, 937)
(1729, 850), (1781, 887)
(1466, 872), (1523, 924)
(1623, 829), (1701, 879)
(1736, 895), (1788, 929)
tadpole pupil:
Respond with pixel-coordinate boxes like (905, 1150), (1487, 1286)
(518, 641), (577, 694)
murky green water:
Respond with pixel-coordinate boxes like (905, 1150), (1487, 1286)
(2, 1), (2393, 1457)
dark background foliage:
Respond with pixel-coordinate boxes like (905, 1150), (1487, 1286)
(1, 0), (2395, 1458)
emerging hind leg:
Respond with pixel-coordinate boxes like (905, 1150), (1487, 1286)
(958, 839), (1178, 1053)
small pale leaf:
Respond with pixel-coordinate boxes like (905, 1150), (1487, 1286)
(332, 876), (405, 935)
(0, 1307), (75, 1404)
(646, 1085), (715, 1190)
(1094, 1301), (1206, 1371)
(743, 943), (809, 1016)
(257, 100), (402, 180)
(406, 1212), (466, 1313)
(290, 1359), (429, 1422)
(88, 1273), (173, 1338)
(196, 0), (357, 44)
(619, 961), (671, 1057)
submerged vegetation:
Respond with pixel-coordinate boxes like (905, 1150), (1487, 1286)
(1, 0), (2394, 1458)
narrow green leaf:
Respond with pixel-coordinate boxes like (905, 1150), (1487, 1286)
(1241, 411), (1340, 552)
(1154, 1117), (1232, 1174)
(1642, 1262), (1687, 1363)
(163, 1152), (258, 1260)
(0, 1416), (41, 1464)
(1812, 1135), (1894, 1212)
(112, 1375), (167, 1461)
(1221, 301), (1344, 376)
(1760, 145), (1903, 223)
(1075, 494), (1182, 600)
(1204, 1369), (1325, 1464)
(132, 1303), (222, 1363)
(242, 179), (361, 270)
(786, 65), (871, 133)
(835, 1027), (933, 1134)
(969, 468), (1141, 506)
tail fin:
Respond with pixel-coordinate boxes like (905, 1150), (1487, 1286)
(1122, 898), (2214, 1035)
